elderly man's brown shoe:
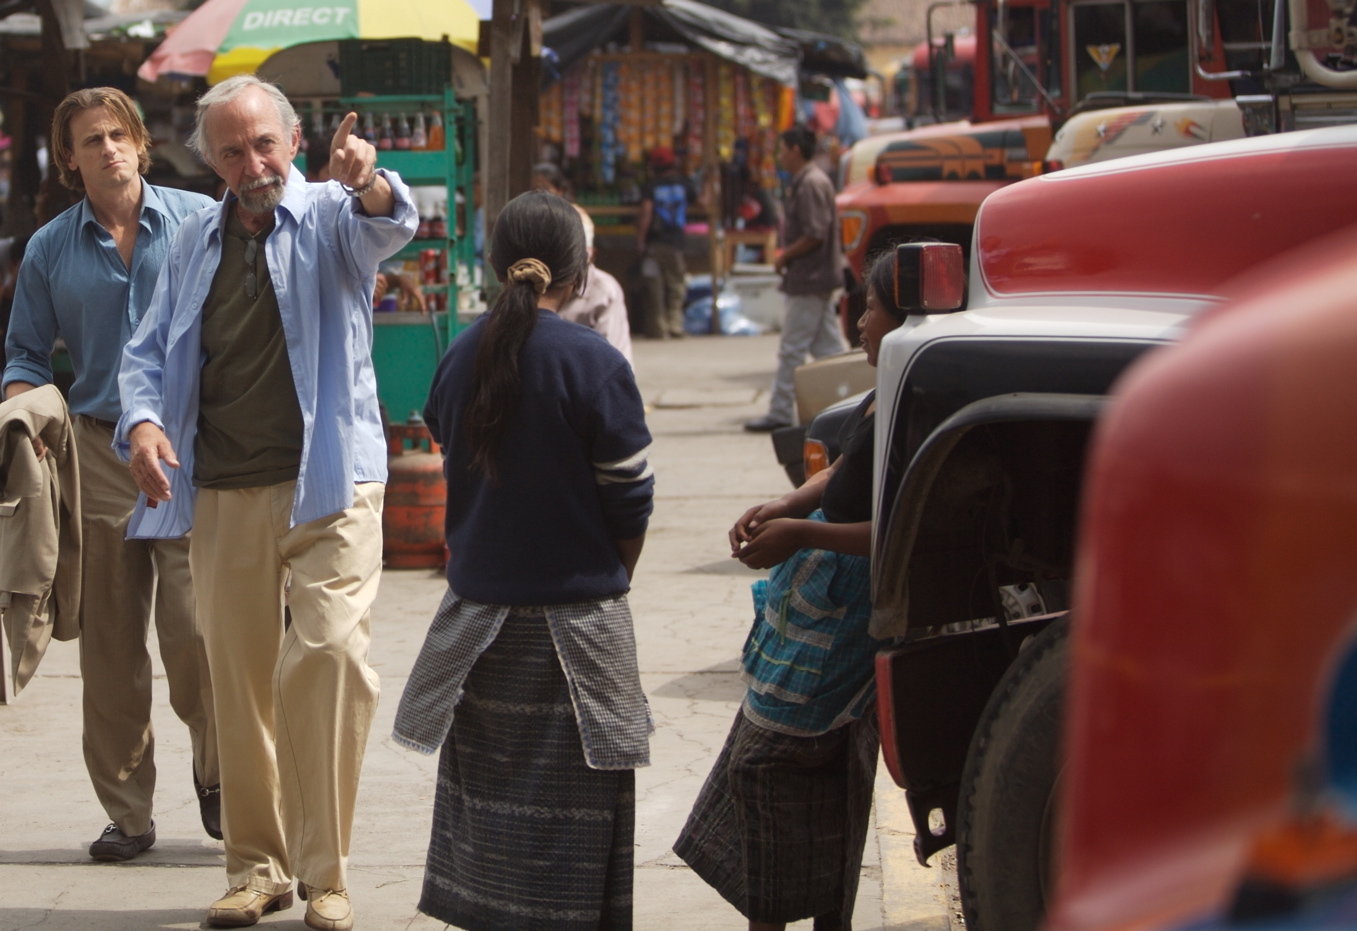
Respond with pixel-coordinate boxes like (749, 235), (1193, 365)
(206, 885), (293, 927)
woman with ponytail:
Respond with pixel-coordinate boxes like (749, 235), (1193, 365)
(394, 190), (655, 929)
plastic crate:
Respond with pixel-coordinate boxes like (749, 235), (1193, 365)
(339, 39), (451, 96)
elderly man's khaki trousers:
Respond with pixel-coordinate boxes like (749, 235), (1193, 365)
(190, 480), (383, 895)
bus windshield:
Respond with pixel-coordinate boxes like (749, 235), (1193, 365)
(990, 3), (1062, 115)
(1071, 0), (1192, 98)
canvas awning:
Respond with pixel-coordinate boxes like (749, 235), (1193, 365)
(543, 0), (801, 86)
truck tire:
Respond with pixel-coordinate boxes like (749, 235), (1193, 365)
(956, 616), (1070, 931)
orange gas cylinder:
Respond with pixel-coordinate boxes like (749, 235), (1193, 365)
(382, 421), (447, 569)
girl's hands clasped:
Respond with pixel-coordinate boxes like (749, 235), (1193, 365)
(729, 498), (790, 556)
(733, 517), (807, 570)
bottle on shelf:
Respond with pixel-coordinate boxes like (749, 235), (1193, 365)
(362, 112), (377, 145)
(427, 111), (445, 151)
(411, 112), (428, 150)
(416, 187), (432, 239)
(431, 198), (448, 239)
(394, 113), (411, 151)
(377, 114), (394, 151)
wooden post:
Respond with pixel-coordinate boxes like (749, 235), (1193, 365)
(628, 7), (645, 53)
(704, 54), (723, 334)
(484, 0), (543, 245)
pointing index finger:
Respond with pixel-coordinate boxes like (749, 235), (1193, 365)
(331, 111), (358, 151)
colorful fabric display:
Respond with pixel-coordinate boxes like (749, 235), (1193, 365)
(686, 60), (705, 172)
(641, 60), (657, 154)
(670, 61), (685, 139)
(716, 61), (736, 160)
(541, 80), (563, 144)
(735, 69), (754, 143)
(600, 60), (621, 184)
(563, 69), (582, 159)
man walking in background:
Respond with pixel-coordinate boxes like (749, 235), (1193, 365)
(3, 87), (219, 861)
(745, 125), (846, 432)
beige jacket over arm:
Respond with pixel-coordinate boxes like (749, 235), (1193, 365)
(0, 384), (81, 700)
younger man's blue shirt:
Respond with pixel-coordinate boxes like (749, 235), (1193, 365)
(3, 182), (215, 420)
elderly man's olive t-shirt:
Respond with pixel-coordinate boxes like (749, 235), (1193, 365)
(194, 211), (304, 489)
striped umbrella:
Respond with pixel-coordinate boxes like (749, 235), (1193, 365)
(138, 0), (490, 84)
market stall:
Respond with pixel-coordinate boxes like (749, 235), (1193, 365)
(539, 0), (803, 285)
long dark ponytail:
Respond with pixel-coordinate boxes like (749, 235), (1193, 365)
(463, 190), (587, 479)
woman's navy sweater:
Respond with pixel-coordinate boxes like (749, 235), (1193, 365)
(424, 309), (654, 605)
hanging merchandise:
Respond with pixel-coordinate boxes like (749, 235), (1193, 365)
(735, 70), (754, 144)
(578, 58), (594, 126)
(599, 60), (621, 184)
(716, 62), (736, 160)
(686, 60), (705, 173)
(593, 59), (604, 126)
(749, 76), (769, 183)
(671, 61), (685, 141)
(640, 60), (656, 154)
(754, 78), (775, 130)
(752, 78), (780, 188)
(541, 80), (564, 146)
(563, 70), (582, 160)
(777, 84), (797, 137)
(656, 62), (674, 155)
(528, 45), (803, 217)
(619, 59), (642, 163)
(590, 62), (603, 188)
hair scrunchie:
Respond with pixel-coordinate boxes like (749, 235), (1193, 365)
(507, 258), (552, 295)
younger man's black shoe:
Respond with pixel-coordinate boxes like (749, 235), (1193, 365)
(89, 821), (156, 861)
(196, 768), (223, 840)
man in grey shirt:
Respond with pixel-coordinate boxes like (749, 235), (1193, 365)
(746, 125), (846, 432)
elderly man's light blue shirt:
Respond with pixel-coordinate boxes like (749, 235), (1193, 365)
(116, 166), (418, 539)
(3, 182), (215, 420)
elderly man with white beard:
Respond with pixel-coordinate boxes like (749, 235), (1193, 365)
(116, 74), (417, 931)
